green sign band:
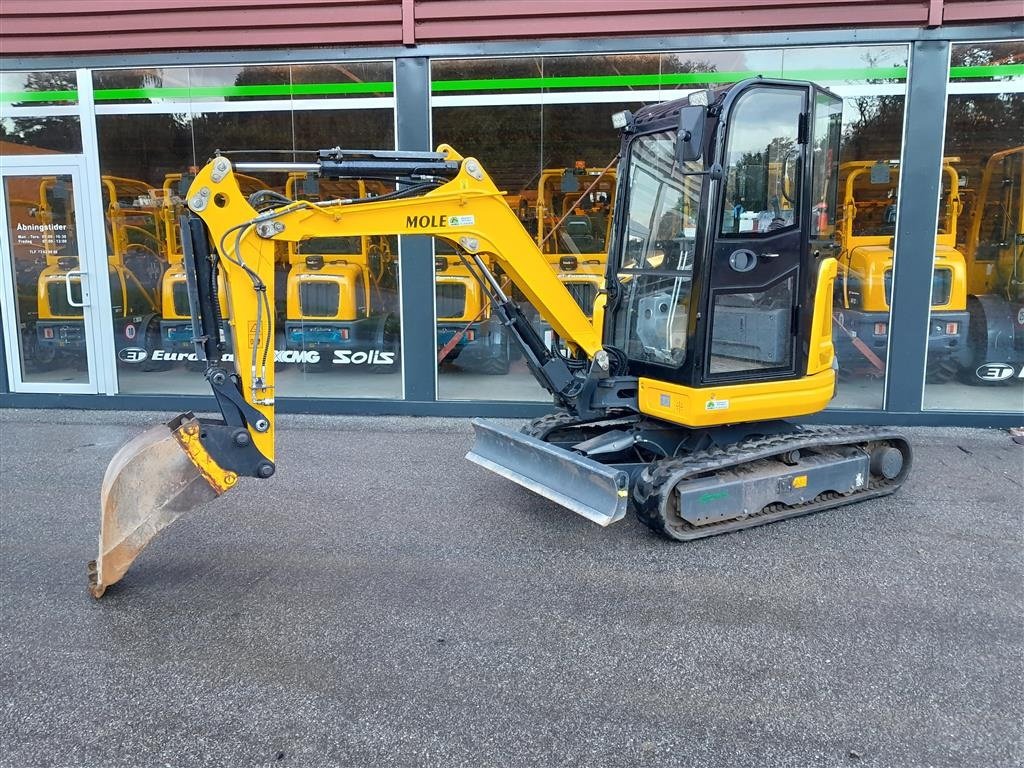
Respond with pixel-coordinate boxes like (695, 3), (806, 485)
(2, 63), (1021, 104)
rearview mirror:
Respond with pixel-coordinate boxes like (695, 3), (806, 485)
(676, 106), (706, 163)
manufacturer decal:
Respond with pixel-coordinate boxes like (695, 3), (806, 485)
(705, 398), (730, 411)
(976, 363), (1015, 382)
(117, 347), (148, 363)
(121, 348), (395, 366)
(275, 350), (320, 364)
(150, 350), (199, 362)
(698, 491), (729, 504)
(405, 214), (474, 229)
(333, 350), (395, 365)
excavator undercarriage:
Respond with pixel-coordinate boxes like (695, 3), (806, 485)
(91, 77), (912, 597)
(470, 415), (910, 539)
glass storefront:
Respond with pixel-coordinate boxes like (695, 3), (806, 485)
(0, 37), (1020, 420)
(0, 70), (82, 154)
(90, 62), (399, 398)
(923, 41), (1024, 412)
(430, 45), (910, 406)
(1, 171), (90, 385)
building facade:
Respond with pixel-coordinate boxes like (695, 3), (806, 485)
(1, 1), (1022, 425)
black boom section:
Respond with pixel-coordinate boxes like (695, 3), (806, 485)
(179, 213), (274, 476)
(180, 213), (224, 365)
(489, 298), (578, 402)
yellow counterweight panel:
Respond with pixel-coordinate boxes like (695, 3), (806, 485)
(844, 245), (893, 313)
(639, 369), (836, 428)
(436, 270), (487, 323)
(38, 267), (81, 320)
(639, 257), (838, 428)
(287, 266), (363, 321)
(933, 246), (968, 311)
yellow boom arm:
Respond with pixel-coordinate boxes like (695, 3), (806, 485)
(90, 146), (609, 598)
(192, 145), (601, 360)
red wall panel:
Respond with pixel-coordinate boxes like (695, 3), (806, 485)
(0, 0), (1019, 57)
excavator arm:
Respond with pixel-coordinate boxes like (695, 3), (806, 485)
(191, 144), (605, 396)
(90, 144), (613, 596)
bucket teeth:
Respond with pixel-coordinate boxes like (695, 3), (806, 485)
(88, 562), (104, 598)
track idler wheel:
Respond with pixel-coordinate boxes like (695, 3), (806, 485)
(869, 445), (904, 480)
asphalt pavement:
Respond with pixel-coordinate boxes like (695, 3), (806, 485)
(0, 409), (1021, 768)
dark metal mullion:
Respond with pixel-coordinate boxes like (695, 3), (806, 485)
(884, 40), (950, 413)
(394, 56), (437, 402)
(0, 301), (9, 394)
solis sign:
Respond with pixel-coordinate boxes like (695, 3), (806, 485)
(117, 348), (395, 366)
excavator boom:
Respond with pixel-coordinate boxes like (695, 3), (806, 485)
(91, 144), (611, 595)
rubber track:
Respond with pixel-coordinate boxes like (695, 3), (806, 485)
(632, 426), (912, 541)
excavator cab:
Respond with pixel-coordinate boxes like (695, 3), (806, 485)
(521, 82), (832, 402)
(92, 79), (911, 596)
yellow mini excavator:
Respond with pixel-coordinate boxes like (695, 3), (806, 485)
(89, 79), (912, 597)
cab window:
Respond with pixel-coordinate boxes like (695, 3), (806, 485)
(720, 88), (804, 236)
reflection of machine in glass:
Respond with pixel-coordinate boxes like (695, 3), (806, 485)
(434, 242), (512, 375)
(832, 160), (969, 382)
(507, 163), (618, 360)
(4, 190), (52, 371)
(158, 172), (263, 356)
(282, 173), (399, 371)
(91, 80), (914, 599)
(35, 175), (165, 367)
(958, 145), (1024, 385)
(527, 165), (618, 345)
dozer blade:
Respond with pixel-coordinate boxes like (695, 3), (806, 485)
(466, 418), (630, 526)
(89, 413), (234, 598)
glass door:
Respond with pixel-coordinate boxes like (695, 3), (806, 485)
(705, 85), (808, 382)
(0, 156), (104, 393)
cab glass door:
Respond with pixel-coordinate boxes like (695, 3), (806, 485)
(705, 86), (807, 382)
(0, 164), (100, 392)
